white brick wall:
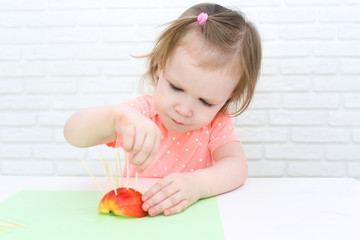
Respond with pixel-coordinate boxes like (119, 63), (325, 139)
(0, 0), (359, 179)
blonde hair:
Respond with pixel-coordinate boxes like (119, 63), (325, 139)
(139, 3), (262, 117)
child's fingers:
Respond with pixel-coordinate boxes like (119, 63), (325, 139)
(130, 129), (146, 156)
(138, 131), (159, 170)
(142, 177), (173, 203)
(131, 133), (153, 170)
(122, 126), (135, 152)
(148, 191), (185, 216)
(138, 136), (159, 172)
(142, 182), (179, 215)
(164, 199), (189, 216)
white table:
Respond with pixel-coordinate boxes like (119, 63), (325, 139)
(1, 177), (360, 240)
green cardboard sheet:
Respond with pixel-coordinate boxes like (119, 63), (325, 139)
(0, 190), (224, 240)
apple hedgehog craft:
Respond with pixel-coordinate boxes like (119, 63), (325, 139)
(80, 151), (147, 218)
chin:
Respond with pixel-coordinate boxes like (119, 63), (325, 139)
(164, 122), (187, 133)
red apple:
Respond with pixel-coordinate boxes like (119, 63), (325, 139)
(98, 187), (147, 218)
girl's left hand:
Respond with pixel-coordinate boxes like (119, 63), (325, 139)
(142, 173), (200, 216)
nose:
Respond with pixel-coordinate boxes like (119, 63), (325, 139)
(174, 101), (193, 118)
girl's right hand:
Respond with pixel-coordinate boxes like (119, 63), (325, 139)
(114, 106), (161, 172)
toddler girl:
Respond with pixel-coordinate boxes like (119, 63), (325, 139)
(64, 3), (261, 217)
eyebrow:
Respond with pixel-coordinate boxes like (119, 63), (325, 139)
(165, 72), (222, 104)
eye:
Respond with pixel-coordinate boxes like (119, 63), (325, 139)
(200, 98), (213, 107)
(169, 82), (183, 92)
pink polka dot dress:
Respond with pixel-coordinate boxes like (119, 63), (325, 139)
(107, 95), (240, 178)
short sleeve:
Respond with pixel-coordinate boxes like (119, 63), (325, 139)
(208, 115), (240, 154)
(106, 95), (155, 149)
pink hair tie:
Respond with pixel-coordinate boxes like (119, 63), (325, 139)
(197, 12), (208, 25)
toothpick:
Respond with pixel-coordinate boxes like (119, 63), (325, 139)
(99, 152), (111, 192)
(105, 163), (118, 196)
(0, 228), (10, 232)
(0, 223), (16, 228)
(0, 217), (25, 233)
(135, 171), (139, 190)
(126, 152), (130, 189)
(117, 149), (124, 187)
(0, 217), (24, 227)
(80, 158), (105, 194)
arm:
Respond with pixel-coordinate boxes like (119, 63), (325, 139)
(63, 105), (119, 148)
(142, 141), (247, 216)
(63, 104), (161, 171)
(194, 141), (248, 198)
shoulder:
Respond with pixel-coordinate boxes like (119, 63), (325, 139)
(208, 113), (239, 151)
(209, 113), (235, 131)
(123, 95), (156, 117)
(126, 95), (154, 107)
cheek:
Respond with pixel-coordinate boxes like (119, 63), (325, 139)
(195, 106), (220, 125)
(154, 87), (163, 111)
(154, 81), (172, 110)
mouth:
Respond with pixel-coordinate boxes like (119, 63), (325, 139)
(170, 117), (184, 125)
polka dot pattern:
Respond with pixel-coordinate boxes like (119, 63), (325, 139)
(107, 95), (240, 178)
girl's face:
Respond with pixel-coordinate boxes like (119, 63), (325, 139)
(154, 31), (240, 133)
